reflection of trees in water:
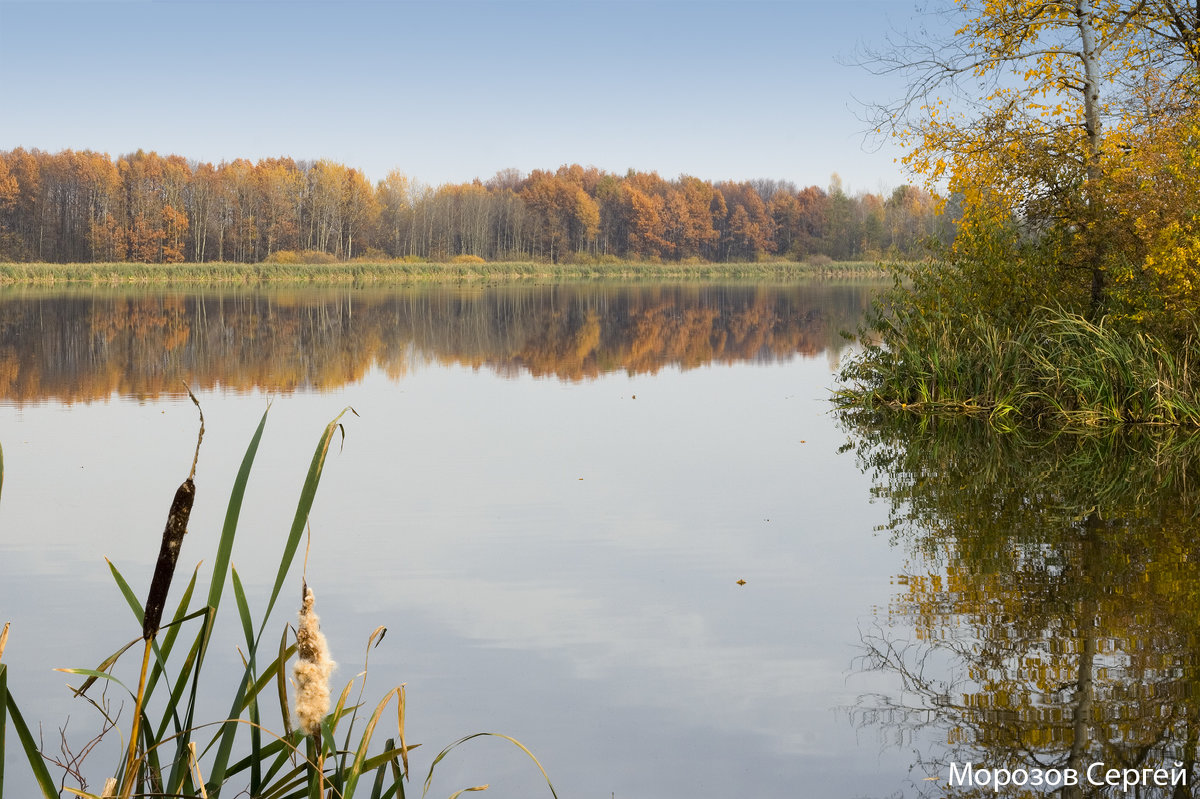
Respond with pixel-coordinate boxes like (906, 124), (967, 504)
(841, 412), (1200, 797)
(0, 283), (874, 403)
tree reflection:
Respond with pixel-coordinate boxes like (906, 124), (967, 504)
(842, 411), (1200, 797)
(0, 283), (871, 403)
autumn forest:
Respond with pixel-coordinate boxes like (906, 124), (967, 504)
(0, 148), (952, 265)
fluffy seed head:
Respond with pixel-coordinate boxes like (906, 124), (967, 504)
(293, 585), (336, 736)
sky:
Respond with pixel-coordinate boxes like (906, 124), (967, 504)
(0, 0), (937, 194)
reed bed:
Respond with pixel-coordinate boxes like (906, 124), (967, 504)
(0, 411), (556, 798)
(836, 306), (1200, 427)
(0, 260), (889, 286)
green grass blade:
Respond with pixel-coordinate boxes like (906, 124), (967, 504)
(145, 563), (200, 738)
(231, 567), (256, 652)
(3, 665), (61, 798)
(224, 728), (304, 778)
(360, 743), (415, 774)
(370, 762), (387, 799)
(206, 583), (297, 794)
(249, 671), (264, 795)
(176, 408), (268, 794)
(261, 736), (298, 786)
(148, 564), (199, 692)
(261, 408), (355, 631)
(63, 636), (140, 698)
(1, 662), (7, 798)
(207, 407), (269, 612)
(258, 764), (310, 799)
(306, 734), (322, 799)
(107, 557), (146, 626)
(236, 567), (264, 792)
(387, 735), (408, 799)
(343, 688), (405, 798)
(240, 641), (299, 715)
(54, 668), (134, 695)
(212, 410), (352, 795)
(205, 569), (259, 796)
(277, 626), (294, 740)
(160, 632), (206, 794)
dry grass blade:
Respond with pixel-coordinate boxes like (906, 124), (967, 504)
(422, 733), (558, 799)
(448, 786), (489, 799)
(188, 741), (210, 799)
(0, 621), (9, 663)
(341, 624), (389, 770)
(397, 683), (409, 778)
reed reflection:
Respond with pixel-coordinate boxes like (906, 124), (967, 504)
(0, 283), (873, 403)
(842, 412), (1200, 797)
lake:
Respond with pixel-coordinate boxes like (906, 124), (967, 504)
(2, 281), (1198, 798)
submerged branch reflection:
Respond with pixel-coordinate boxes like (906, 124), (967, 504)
(841, 412), (1200, 796)
(0, 283), (872, 403)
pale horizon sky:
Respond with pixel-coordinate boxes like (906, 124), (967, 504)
(0, 0), (941, 195)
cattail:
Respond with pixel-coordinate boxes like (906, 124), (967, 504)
(142, 477), (195, 640)
(294, 583), (335, 736)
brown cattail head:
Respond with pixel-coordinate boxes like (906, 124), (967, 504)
(294, 584), (335, 736)
(142, 478), (195, 640)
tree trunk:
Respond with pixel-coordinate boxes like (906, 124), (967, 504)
(1077, 0), (1106, 311)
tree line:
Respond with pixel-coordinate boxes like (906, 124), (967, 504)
(0, 148), (952, 265)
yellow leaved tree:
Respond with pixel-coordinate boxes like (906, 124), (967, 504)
(865, 0), (1200, 330)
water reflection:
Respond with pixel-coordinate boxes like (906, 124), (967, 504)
(841, 410), (1200, 796)
(0, 282), (872, 403)
(0, 281), (895, 799)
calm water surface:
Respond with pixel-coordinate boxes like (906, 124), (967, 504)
(3, 282), (1197, 798)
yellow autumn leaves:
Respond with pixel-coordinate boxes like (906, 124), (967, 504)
(896, 0), (1200, 333)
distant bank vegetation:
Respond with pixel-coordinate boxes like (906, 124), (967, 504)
(0, 148), (953, 266)
(0, 258), (888, 286)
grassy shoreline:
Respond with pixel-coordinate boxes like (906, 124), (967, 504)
(837, 304), (1200, 428)
(0, 259), (890, 285)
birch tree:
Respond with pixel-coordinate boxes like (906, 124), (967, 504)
(867, 1), (1200, 314)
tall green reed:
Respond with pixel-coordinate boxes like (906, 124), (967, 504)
(837, 304), (1200, 427)
(0, 410), (557, 799)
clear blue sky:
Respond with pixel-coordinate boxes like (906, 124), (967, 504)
(0, 0), (928, 193)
